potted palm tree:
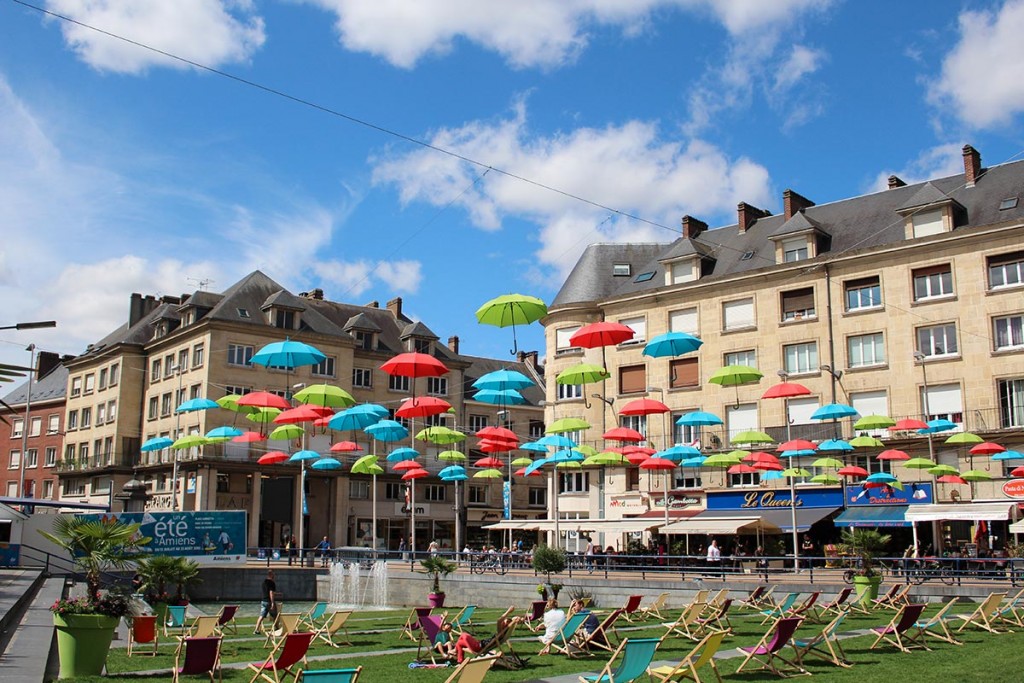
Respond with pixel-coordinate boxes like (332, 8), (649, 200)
(41, 516), (150, 678)
(840, 528), (891, 602)
(420, 555), (456, 607)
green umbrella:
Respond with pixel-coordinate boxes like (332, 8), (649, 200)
(928, 465), (959, 476)
(293, 383), (356, 409)
(849, 435), (885, 448)
(945, 432), (983, 444)
(783, 468), (811, 477)
(961, 469), (993, 481)
(703, 452), (744, 466)
(351, 455), (384, 476)
(584, 452), (631, 466)
(574, 444), (599, 457)
(555, 461), (583, 469)
(247, 408), (282, 424)
(438, 450), (468, 462)
(416, 426), (466, 444)
(903, 457), (937, 469)
(172, 435), (208, 449)
(811, 474), (841, 485)
(475, 293), (548, 354)
(726, 450), (752, 459)
(216, 394), (260, 415)
(853, 414), (896, 430)
(511, 457), (534, 466)
(473, 468), (504, 478)
(269, 424), (305, 441)
(547, 417), (591, 434)
(708, 365), (764, 387)
(731, 430), (774, 445)
(555, 363), (610, 386)
(811, 457), (844, 469)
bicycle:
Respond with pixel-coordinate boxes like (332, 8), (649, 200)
(469, 555), (508, 575)
(906, 561), (956, 585)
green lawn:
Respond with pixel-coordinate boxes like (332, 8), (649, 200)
(69, 599), (1024, 682)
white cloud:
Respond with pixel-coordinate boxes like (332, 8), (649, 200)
(44, 0), (265, 74)
(929, 0), (1024, 129)
(375, 261), (423, 293)
(868, 143), (965, 193)
(312, 258), (423, 298)
(773, 45), (825, 94)
(372, 104), (773, 284)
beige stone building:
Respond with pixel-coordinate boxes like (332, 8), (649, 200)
(543, 145), (1024, 554)
(58, 271), (544, 552)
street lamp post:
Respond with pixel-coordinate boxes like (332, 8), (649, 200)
(913, 351), (933, 553)
(18, 344), (36, 499)
(169, 363), (184, 511)
(592, 394), (615, 550)
(0, 321), (57, 331)
(778, 370), (801, 573)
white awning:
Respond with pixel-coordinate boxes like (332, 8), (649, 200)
(1009, 519), (1024, 534)
(482, 518), (667, 534)
(904, 502), (1016, 523)
(659, 516), (781, 535)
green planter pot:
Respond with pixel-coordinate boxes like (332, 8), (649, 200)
(852, 574), (883, 603)
(53, 613), (120, 679)
(150, 601), (169, 623)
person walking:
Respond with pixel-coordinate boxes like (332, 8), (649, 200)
(316, 536), (332, 567)
(254, 569), (276, 634)
(706, 539), (722, 575)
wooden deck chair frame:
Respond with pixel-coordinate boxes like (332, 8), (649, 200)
(173, 635), (222, 683)
(442, 653), (500, 683)
(216, 605), (239, 635)
(760, 592), (799, 625)
(872, 583), (908, 610)
(575, 608), (624, 655)
(165, 605), (189, 638)
(578, 636), (660, 683)
(788, 592), (821, 620)
(813, 587), (853, 622)
(296, 666), (362, 683)
(524, 600), (547, 632)
(264, 613), (303, 647)
(956, 591), (1008, 634)
(736, 617), (809, 678)
(315, 611), (353, 648)
(910, 599), (962, 647)
(689, 590), (710, 608)
(739, 585), (774, 611)
(248, 632), (315, 683)
(648, 630), (725, 683)
(127, 614), (160, 656)
(638, 592), (670, 621)
(480, 614), (524, 669)
(696, 598), (734, 635)
(995, 588), (1024, 629)
(451, 605), (477, 632)
(704, 589), (729, 612)
(662, 601), (707, 642)
(791, 610), (851, 668)
(869, 603), (929, 653)
(549, 611), (591, 657)
(621, 595), (644, 623)
(415, 611), (449, 664)
(300, 602), (328, 630)
(399, 607), (432, 641)
(188, 615), (221, 639)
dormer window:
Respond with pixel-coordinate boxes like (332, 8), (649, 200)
(354, 330), (375, 351)
(613, 263), (631, 277)
(274, 309), (296, 330)
(413, 338), (432, 353)
(911, 208), (944, 237)
(153, 321), (168, 340)
(782, 237), (809, 263)
(897, 182), (964, 239)
(667, 259), (698, 285)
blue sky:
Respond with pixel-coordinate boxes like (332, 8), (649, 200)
(2, 0), (1024, 370)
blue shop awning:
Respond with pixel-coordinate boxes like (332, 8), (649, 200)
(834, 506), (910, 528)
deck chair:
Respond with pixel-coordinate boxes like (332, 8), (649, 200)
(911, 599), (962, 646)
(995, 588), (1024, 628)
(577, 609), (624, 654)
(638, 592), (669, 621)
(872, 583), (909, 610)
(296, 667), (362, 682)
(621, 595), (644, 622)
(127, 614), (160, 656)
(314, 611), (353, 648)
(736, 617), (808, 677)
(813, 587), (853, 622)
(696, 598), (733, 635)
(649, 630), (725, 683)
(955, 591), (1008, 634)
(578, 637), (660, 683)
(216, 605), (239, 635)
(791, 610), (851, 668)
(760, 592), (798, 624)
(442, 653), (500, 683)
(869, 603), (928, 653)
(300, 603), (328, 630)
(451, 605), (477, 632)
(188, 616), (221, 639)
(166, 605), (189, 637)
(788, 592), (821, 620)
(704, 589), (729, 611)
(548, 611), (591, 656)
(479, 614), (527, 670)
(248, 631), (315, 683)
(173, 636), (222, 683)
(524, 600), (547, 632)
(688, 590), (710, 608)
(264, 613), (303, 647)
(662, 601), (707, 641)
(399, 607), (432, 641)
(739, 585), (774, 611)
(415, 612), (448, 663)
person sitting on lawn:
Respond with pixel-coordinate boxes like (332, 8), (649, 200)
(537, 598), (566, 655)
(433, 621), (458, 660)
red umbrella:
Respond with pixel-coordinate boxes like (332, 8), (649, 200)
(396, 396), (452, 418)
(391, 460), (422, 472)
(474, 456), (504, 468)
(402, 468), (430, 480)
(477, 434), (519, 447)
(937, 474), (967, 484)
(236, 391), (291, 410)
(893, 418), (929, 430)
(745, 451), (781, 464)
(838, 466), (869, 477)
(878, 449), (910, 461)
(330, 441), (362, 453)
(624, 452), (649, 465)
(602, 427), (645, 442)
(1012, 466), (1024, 478)
(639, 456), (676, 470)
(619, 398), (670, 416)
(728, 463), (760, 474)
(313, 416), (333, 428)
(476, 426), (517, 441)
(232, 431), (267, 443)
(569, 321), (635, 348)
(257, 451), (290, 465)
(380, 352), (449, 378)
(515, 467), (543, 477)
(777, 439), (817, 452)
(478, 440), (516, 453)
(622, 445), (656, 456)
(753, 461), (783, 471)
(274, 405), (324, 424)
(761, 382), (812, 399)
(970, 442), (1006, 455)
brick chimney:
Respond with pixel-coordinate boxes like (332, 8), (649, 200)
(128, 293), (160, 327)
(681, 215), (707, 239)
(365, 300), (379, 308)
(963, 144), (982, 187)
(783, 189), (815, 220)
(737, 202), (770, 233)
(887, 175), (906, 189)
(386, 297), (402, 319)
(36, 351), (61, 380)
(447, 335), (460, 354)
(517, 350), (540, 372)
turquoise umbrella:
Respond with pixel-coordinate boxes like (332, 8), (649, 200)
(643, 331), (703, 357)
(811, 403), (858, 420)
(288, 450), (320, 462)
(251, 338), (326, 368)
(364, 420), (409, 442)
(676, 411), (724, 427)
(311, 457), (342, 471)
(141, 436), (173, 452)
(176, 397), (220, 413)
(387, 447), (420, 463)
(472, 370), (535, 391)
(474, 389), (527, 405)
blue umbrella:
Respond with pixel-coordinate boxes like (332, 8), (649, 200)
(311, 457), (342, 470)
(536, 434), (576, 449)
(472, 370), (535, 392)
(364, 420), (409, 442)
(524, 458), (550, 476)
(439, 465), (467, 479)
(205, 426), (243, 440)
(141, 436), (174, 452)
(919, 418), (957, 433)
(866, 472), (898, 483)
(658, 445), (701, 462)
(811, 403), (858, 420)
(681, 456), (706, 467)
(289, 449), (320, 462)
(251, 338), (327, 369)
(761, 470), (785, 481)
(818, 439), (854, 452)
(176, 397), (220, 413)
(676, 410), (723, 427)
(441, 472), (469, 481)
(329, 404), (387, 431)
(779, 449), (816, 458)
(992, 450), (1024, 461)
(473, 389), (527, 405)
(549, 449), (585, 463)
(387, 447), (420, 463)
(643, 331), (703, 358)
(520, 442), (549, 453)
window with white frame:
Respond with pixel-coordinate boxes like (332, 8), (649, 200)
(79, 443), (89, 461)
(160, 394), (172, 417)
(723, 298), (755, 331)
(912, 265), (954, 301)
(177, 349), (189, 373)
(68, 409), (81, 431)
(675, 471), (703, 488)
(724, 349), (757, 368)
(852, 454), (892, 475)
(845, 276), (882, 311)
(555, 326), (581, 354)
(669, 259), (695, 284)
(84, 374), (95, 394)
(994, 314), (1024, 351)
(311, 356), (336, 377)
(469, 414), (488, 431)
(921, 383), (963, 425)
(423, 484), (447, 502)
(348, 479), (369, 499)
(848, 332), (886, 368)
(426, 377), (448, 396)
(998, 378), (1024, 429)
(672, 411), (702, 447)
(780, 288), (816, 321)
(25, 449), (37, 468)
(781, 237), (809, 262)
(354, 330), (374, 350)
(668, 307), (699, 336)
(529, 420), (545, 438)
(48, 414), (60, 434)
(618, 316), (646, 344)
(911, 208), (944, 237)
(557, 383), (583, 400)
(352, 368), (372, 388)
(468, 485), (487, 505)
(729, 471), (759, 487)
(29, 417), (41, 437)
(80, 407), (91, 428)
(725, 403), (758, 441)
(787, 396), (820, 425)
(559, 472), (589, 493)
(164, 354), (175, 376)
(146, 398), (158, 420)
(413, 338), (431, 354)
(71, 376), (82, 397)
(916, 323), (958, 358)
(98, 368), (108, 390)
(109, 363), (119, 385)
(8, 450), (20, 469)
(850, 390), (889, 429)
(192, 344), (204, 368)
(11, 419), (23, 438)
(96, 403), (106, 424)
(388, 374), (410, 392)
(45, 447), (56, 467)
(619, 414), (647, 437)
(43, 480), (54, 498)
(224, 386), (251, 397)
(988, 251), (1024, 290)
(783, 341), (819, 375)
(384, 482), (404, 500)
(528, 487), (546, 507)
(227, 344), (254, 367)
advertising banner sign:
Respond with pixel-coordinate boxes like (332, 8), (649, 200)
(84, 510), (247, 566)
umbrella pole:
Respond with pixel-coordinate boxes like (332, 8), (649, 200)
(552, 469), (559, 549)
(372, 472), (378, 555)
(411, 477), (417, 561)
(785, 400), (799, 573)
